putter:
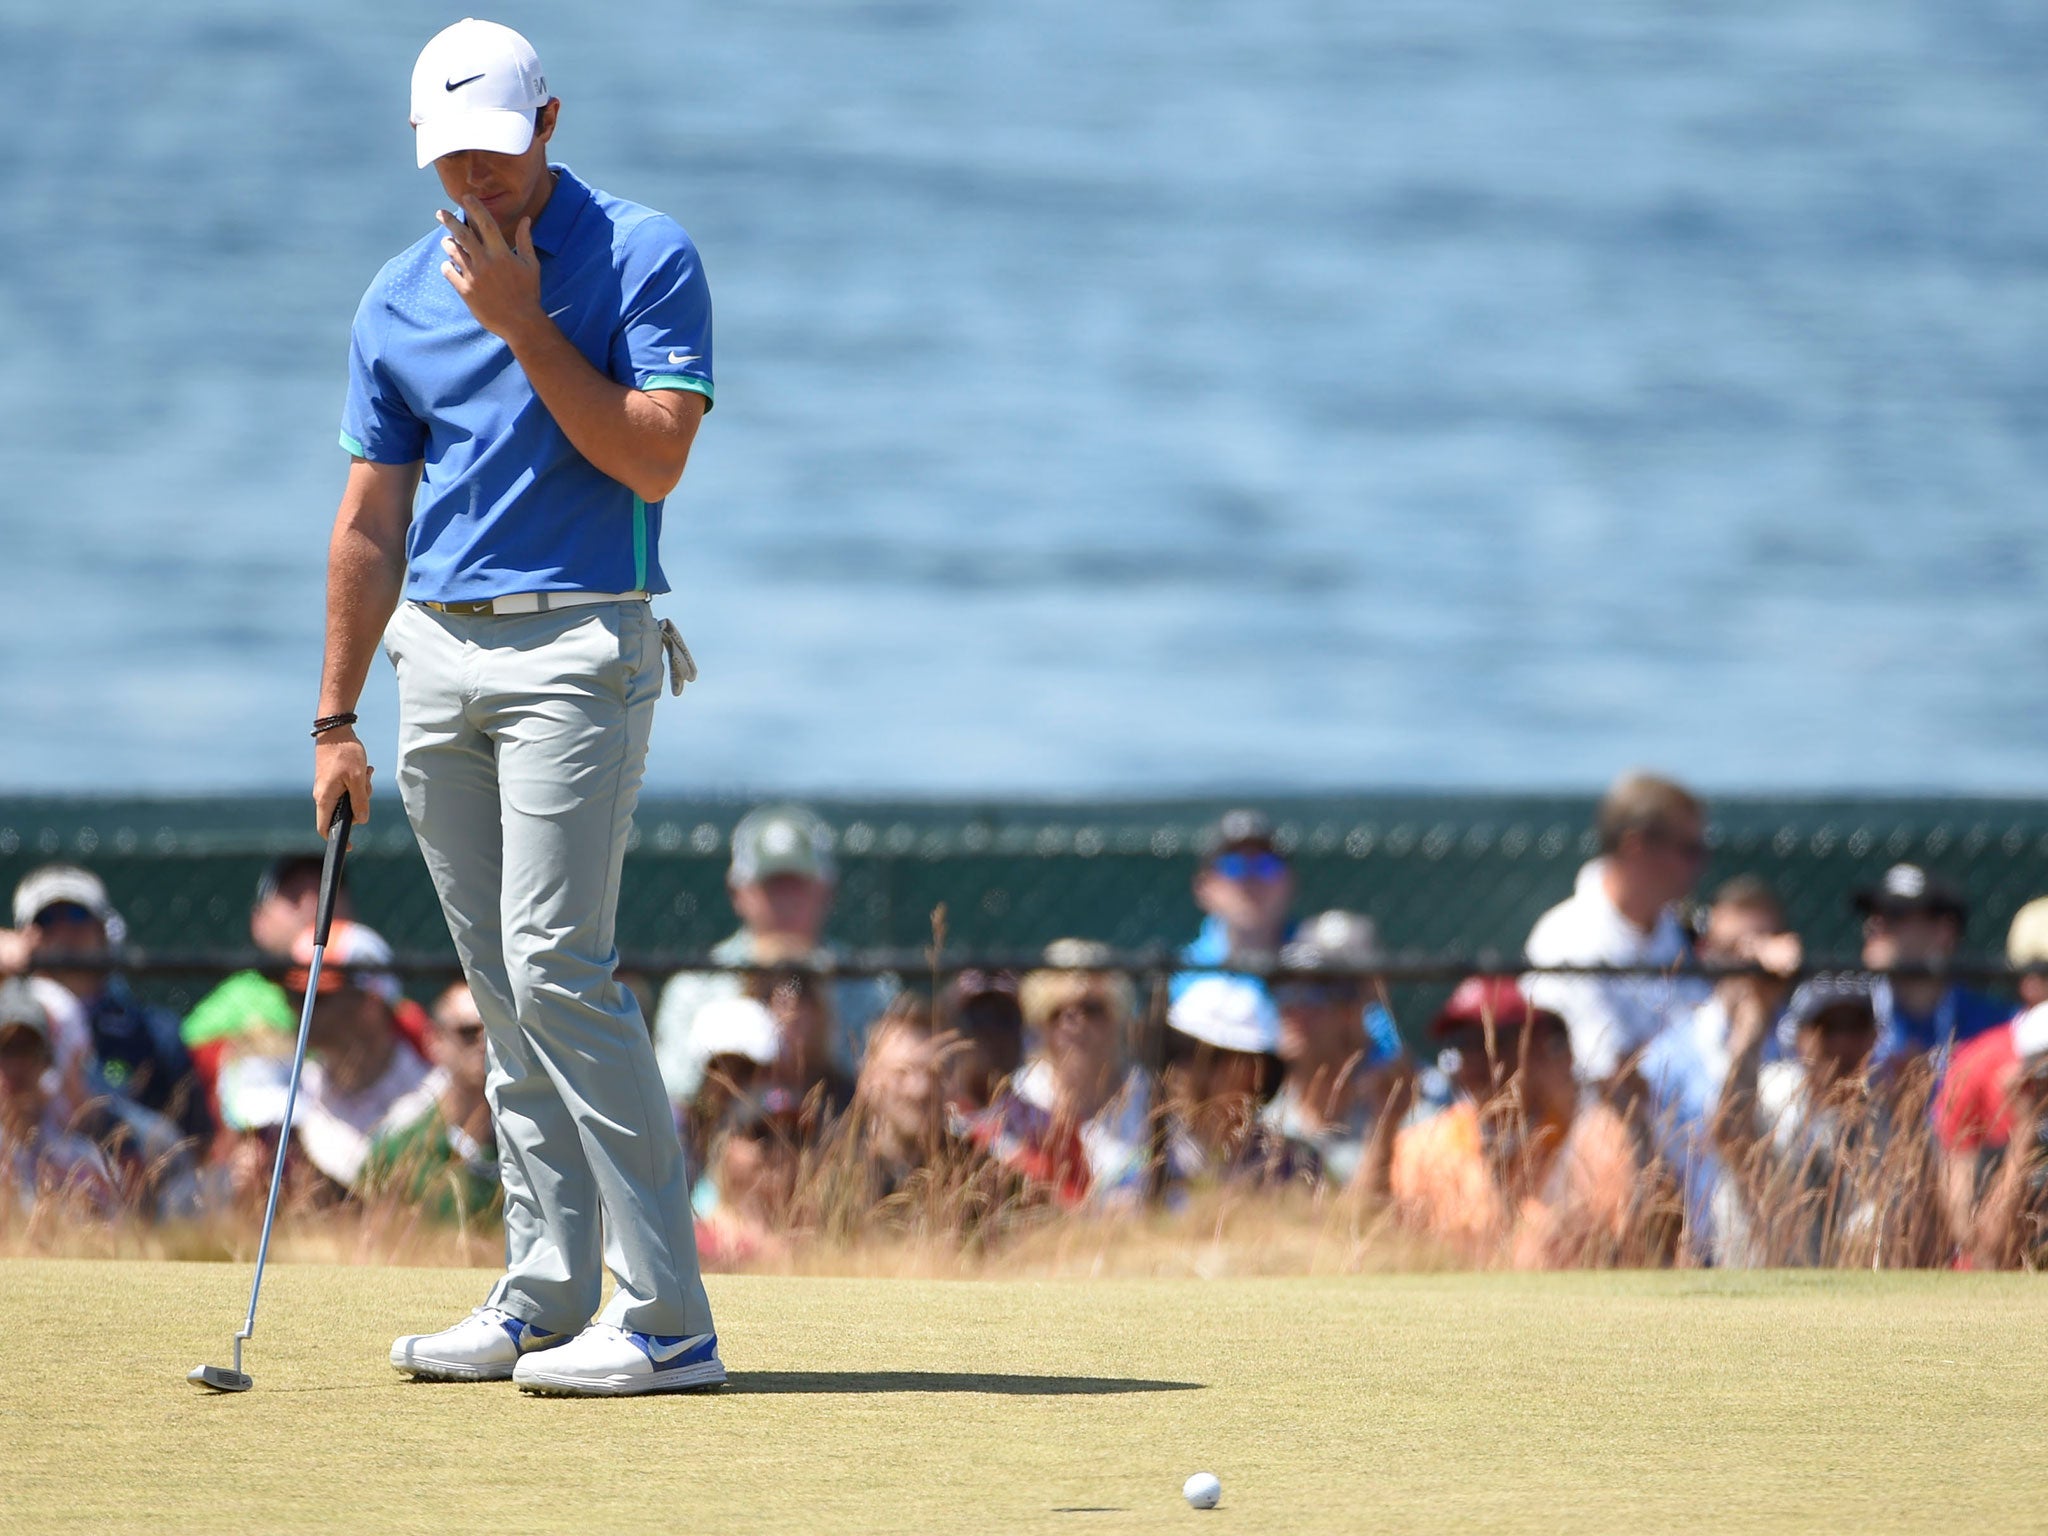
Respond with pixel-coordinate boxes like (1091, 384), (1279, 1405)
(189, 793), (354, 1394)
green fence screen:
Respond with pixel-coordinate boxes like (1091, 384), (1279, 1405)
(6, 792), (2047, 1032)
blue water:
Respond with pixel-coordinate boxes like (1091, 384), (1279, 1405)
(5, 0), (2047, 796)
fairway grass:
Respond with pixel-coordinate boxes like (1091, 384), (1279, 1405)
(3, 1262), (2043, 1535)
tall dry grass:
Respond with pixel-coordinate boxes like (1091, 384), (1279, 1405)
(3, 1055), (1994, 1276)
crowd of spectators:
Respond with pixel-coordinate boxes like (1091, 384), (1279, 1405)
(3, 780), (2045, 1271)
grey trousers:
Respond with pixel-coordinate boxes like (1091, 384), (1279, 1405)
(385, 598), (715, 1339)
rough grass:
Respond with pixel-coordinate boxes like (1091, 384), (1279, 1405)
(3, 1261), (2043, 1535)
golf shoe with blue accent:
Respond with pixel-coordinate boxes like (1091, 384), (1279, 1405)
(512, 1323), (726, 1396)
(390, 1306), (572, 1381)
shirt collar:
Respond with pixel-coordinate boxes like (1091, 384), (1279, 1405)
(529, 164), (591, 257)
(1574, 857), (1682, 951)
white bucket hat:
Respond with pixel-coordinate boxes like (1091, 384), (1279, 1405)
(409, 19), (551, 169)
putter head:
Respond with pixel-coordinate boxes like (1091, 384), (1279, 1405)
(189, 1363), (253, 1393)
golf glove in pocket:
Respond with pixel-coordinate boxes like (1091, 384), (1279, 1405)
(657, 617), (698, 696)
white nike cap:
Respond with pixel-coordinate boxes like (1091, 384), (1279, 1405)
(409, 18), (551, 170)
(1168, 976), (1281, 1056)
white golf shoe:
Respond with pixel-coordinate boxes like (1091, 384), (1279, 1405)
(512, 1323), (726, 1397)
(390, 1306), (573, 1382)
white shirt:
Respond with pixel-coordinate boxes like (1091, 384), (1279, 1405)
(26, 976), (95, 1114)
(1014, 1058), (1153, 1205)
(298, 1039), (431, 1188)
(650, 929), (897, 1104)
(1713, 1060), (1881, 1268)
(1523, 859), (1708, 1081)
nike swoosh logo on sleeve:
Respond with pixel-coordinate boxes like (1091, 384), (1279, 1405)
(667, 351), (699, 366)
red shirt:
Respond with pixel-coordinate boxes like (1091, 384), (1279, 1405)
(1934, 1021), (2020, 1154)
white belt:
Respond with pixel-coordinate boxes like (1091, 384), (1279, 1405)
(418, 590), (647, 617)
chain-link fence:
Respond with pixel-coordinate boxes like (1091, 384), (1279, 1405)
(7, 793), (2048, 1029)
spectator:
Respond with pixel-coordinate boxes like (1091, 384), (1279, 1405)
(1161, 977), (1314, 1191)
(1523, 772), (1712, 1087)
(1964, 1004), (2048, 1268)
(179, 854), (353, 1116)
(0, 980), (114, 1218)
(360, 982), (500, 1227)
(1715, 973), (1942, 1267)
(745, 952), (859, 1129)
(280, 922), (431, 1193)
(1638, 876), (1802, 1262)
(0, 957), (95, 1127)
(1265, 911), (1410, 1187)
(1175, 809), (1296, 997)
(848, 1003), (949, 1197)
(1852, 864), (2007, 1065)
(970, 941), (1153, 1210)
(1387, 978), (1640, 1267)
(830, 998), (1006, 1233)
(652, 804), (894, 1106)
(678, 995), (782, 1178)
(692, 1094), (805, 1268)
(1934, 896), (2048, 1262)
(938, 969), (1024, 1114)
(12, 864), (212, 1145)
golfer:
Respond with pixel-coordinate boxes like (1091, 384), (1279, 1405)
(311, 19), (721, 1397)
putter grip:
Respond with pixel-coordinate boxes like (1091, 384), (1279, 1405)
(313, 793), (354, 946)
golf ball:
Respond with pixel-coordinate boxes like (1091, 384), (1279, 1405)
(1183, 1472), (1222, 1509)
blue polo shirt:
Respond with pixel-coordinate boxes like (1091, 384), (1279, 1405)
(340, 165), (713, 602)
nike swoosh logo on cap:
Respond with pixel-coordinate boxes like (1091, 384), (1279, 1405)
(445, 73), (485, 91)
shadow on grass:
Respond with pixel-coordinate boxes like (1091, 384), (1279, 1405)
(727, 1371), (1202, 1396)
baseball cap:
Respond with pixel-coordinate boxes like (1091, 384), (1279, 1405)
(1429, 976), (1531, 1038)
(1279, 910), (1380, 973)
(690, 996), (781, 1067)
(729, 804), (837, 886)
(12, 864), (116, 930)
(947, 968), (1019, 1007)
(409, 19), (551, 170)
(283, 920), (402, 1008)
(0, 979), (51, 1050)
(1168, 976), (1281, 1055)
(1041, 937), (1113, 970)
(2008, 897), (2048, 970)
(1853, 864), (1966, 924)
(1780, 972), (1878, 1032)
(1201, 808), (1277, 858)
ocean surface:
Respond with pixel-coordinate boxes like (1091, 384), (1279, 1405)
(4, 0), (2047, 798)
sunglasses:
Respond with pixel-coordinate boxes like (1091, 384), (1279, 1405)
(1052, 996), (1113, 1022)
(1212, 851), (1288, 882)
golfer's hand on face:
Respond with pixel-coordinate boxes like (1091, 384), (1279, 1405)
(314, 728), (372, 833)
(437, 199), (544, 342)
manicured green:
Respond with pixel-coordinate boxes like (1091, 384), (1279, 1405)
(3, 1262), (2042, 1534)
